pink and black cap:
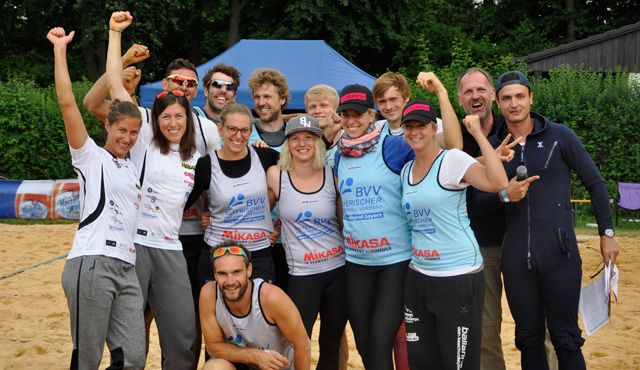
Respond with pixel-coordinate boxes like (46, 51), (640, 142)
(402, 100), (438, 125)
(337, 84), (374, 113)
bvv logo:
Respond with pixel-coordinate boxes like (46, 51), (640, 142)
(405, 202), (411, 217)
(339, 177), (354, 195)
(227, 193), (245, 209)
(295, 210), (313, 223)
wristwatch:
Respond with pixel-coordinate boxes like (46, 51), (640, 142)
(500, 189), (510, 203)
(603, 228), (615, 237)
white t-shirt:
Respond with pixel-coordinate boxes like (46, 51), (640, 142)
(132, 143), (199, 250)
(68, 138), (141, 265)
(376, 118), (444, 136)
(407, 149), (477, 189)
(135, 107), (221, 235)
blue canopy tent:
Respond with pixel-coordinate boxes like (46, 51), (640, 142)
(139, 39), (376, 110)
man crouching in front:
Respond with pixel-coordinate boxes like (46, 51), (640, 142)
(200, 240), (311, 370)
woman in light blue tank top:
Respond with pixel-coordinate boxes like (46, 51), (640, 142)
(332, 84), (418, 370)
(399, 99), (509, 370)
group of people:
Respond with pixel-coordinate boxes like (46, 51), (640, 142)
(49, 10), (619, 370)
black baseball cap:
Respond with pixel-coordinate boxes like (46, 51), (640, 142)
(401, 100), (437, 125)
(495, 70), (530, 95)
(337, 84), (374, 113)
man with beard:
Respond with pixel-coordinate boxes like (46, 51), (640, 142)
(247, 68), (290, 152)
(195, 63), (241, 125)
(200, 241), (311, 370)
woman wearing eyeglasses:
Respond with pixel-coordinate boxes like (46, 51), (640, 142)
(187, 102), (280, 285)
(50, 23), (145, 369)
(264, 115), (346, 370)
(106, 12), (202, 369)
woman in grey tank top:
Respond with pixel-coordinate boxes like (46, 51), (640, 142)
(266, 115), (347, 370)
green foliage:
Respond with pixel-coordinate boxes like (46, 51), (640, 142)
(0, 78), (104, 179)
(403, 40), (523, 117)
(531, 66), (640, 197)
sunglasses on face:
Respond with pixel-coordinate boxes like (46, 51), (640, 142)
(212, 246), (248, 261)
(226, 126), (251, 136)
(166, 75), (198, 88)
(155, 90), (185, 100)
(210, 79), (238, 92)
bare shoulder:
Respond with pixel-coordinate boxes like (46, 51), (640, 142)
(258, 281), (291, 321)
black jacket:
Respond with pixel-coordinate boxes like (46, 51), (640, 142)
(488, 112), (613, 265)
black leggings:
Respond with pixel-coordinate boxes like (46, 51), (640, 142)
(288, 267), (347, 370)
(404, 268), (484, 370)
(346, 260), (409, 370)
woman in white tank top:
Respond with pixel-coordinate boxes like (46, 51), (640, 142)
(266, 115), (347, 370)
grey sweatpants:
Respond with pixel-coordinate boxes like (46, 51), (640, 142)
(135, 244), (196, 370)
(61, 255), (146, 370)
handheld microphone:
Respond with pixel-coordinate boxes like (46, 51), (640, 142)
(516, 165), (528, 181)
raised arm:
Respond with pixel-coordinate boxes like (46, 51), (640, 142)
(48, 28), (87, 149)
(84, 43), (149, 122)
(416, 72), (463, 149)
(461, 115), (509, 193)
(106, 11), (134, 102)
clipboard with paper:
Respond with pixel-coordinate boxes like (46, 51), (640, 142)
(578, 261), (619, 336)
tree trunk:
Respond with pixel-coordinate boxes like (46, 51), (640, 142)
(228, 0), (246, 47)
(190, 0), (204, 64)
(566, 0), (576, 42)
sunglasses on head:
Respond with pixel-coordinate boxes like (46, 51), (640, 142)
(155, 90), (185, 100)
(212, 245), (248, 261)
(210, 79), (238, 92)
(166, 74), (198, 88)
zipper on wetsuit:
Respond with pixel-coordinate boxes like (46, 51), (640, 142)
(544, 141), (558, 169)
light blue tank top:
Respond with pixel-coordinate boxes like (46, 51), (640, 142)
(337, 130), (411, 266)
(401, 151), (482, 276)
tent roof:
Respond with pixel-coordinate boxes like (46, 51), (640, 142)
(139, 39), (376, 110)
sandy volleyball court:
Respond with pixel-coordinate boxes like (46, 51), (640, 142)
(0, 223), (638, 369)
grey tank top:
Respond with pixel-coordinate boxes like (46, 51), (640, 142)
(205, 146), (274, 251)
(215, 278), (294, 369)
(279, 166), (345, 275)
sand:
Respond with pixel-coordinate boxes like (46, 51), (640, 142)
(0, 223), (638, 369)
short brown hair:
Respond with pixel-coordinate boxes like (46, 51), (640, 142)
(248, 68), (291, 109)
(165, 58), (198, 78)
(373, 72), (411, 101)
(203, 63), (241, 89)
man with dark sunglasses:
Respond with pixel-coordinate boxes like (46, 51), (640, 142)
(196, 63), (241, 125)
(200, 241), (311, 370)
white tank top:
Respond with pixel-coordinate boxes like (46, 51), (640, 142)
(215, 278), (294, 369)
(205, 146), (274, 251)
(279, 166), (345, 276)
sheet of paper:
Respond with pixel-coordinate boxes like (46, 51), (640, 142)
(579, 275), (609, 336)
(605, 262), (619, 303)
